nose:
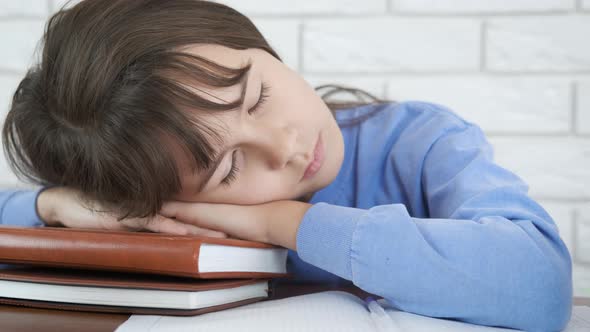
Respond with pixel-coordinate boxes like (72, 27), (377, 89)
(256, 125), (303, 169)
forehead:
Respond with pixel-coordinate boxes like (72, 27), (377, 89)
(181, 43), (246, 66)
(173, 43), (252, 105)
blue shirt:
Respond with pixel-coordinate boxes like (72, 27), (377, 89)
(0, 101), (572, 331)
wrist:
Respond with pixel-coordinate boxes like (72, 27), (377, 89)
(36, 187), (61, 226)
(267, 201), (311, 251)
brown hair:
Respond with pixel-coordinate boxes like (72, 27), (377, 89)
(2, 0), (391, 220)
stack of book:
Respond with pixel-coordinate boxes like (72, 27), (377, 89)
(0, 226), (290, 315)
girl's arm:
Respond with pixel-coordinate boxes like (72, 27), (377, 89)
(0, 186), (227, 237)
(294, 119), (572, 331)
(0, 188), (48, 227)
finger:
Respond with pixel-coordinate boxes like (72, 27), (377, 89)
(143, 215), (189, 235)
(159, 201), (186, 219)
(160, 202), (231, 238)
(179, 223), (228, 238)
(160, 201), (223, 231)
(117, 217), (150, 232)
(145, 215), (228, 238)
(100, 218), (137, 232)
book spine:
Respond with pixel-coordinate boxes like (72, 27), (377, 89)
(0, 228), (203, 278)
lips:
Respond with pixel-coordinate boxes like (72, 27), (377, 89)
(302, 133), (324, 181)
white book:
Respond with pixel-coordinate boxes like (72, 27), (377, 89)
(0, 266), (272, 315)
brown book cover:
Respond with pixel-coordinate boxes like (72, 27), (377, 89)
(0, 226), (291, 279)
(0, 265), (272, 316)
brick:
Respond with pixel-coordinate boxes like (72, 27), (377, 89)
(392, 0), (575, 13)
(487, 16), (590, 71)
(0, 148), (19, 187)
(488, 137), (590, 200)
(0, 1), (48, 17)
(0, 75), (43, 188)
(50, 0), (82, 12)
(578, 81), (590, 135)
(385, 76), (571, 134)
(0, 140), (20, 187)
(213, 0), (387, 15)
(577, 207), (590, 264)
(248, 19), (300, 71)
(0, 20), (46, 72)
(538, 201), (574, 255)
(574, 263), (590, 297)
(304, 18), (480, 73)
(0, 75), (23, 186)
(0, 74), (22, 120)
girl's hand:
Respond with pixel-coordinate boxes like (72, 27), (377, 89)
(36, 186), (227, 238)
(160, 200), (313, 249)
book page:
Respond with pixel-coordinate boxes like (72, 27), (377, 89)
(116, 291), (585, 332)
(199, 244), (288, 273)
(563, 306), (590, 332)
(116, 291), (375, 332)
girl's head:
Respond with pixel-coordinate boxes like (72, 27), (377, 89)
(2, 0), (383, 219)
(161, 43), (346, 206)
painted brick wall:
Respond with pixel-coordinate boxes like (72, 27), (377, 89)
(1, 0), (589, 296)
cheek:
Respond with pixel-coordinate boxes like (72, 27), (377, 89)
(206, 189), (275, 205)
(205, 175), (296, 204)
(233, 179), (285, 202)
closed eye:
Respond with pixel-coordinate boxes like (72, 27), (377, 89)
(247, 81), (270, 115)
(220, 81), (271, 187)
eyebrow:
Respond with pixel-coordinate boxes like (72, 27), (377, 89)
(194, 67), (252, 193)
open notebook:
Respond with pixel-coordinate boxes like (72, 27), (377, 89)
(117, 290), (570, 332)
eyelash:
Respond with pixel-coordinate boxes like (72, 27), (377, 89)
(220, 150), (239, 187)
(248, 81), (270, 115)
(220, 82), (270, 187)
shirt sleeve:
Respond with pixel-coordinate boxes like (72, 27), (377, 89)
(295, 121), (572, 332)
(0, 187), (48, 227)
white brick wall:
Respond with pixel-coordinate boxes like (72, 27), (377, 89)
(487, 16), (590, 71)
(384, 76), (571, 134)
(0, 75), (20, 120)
(393, 0), (576, 13)
(577, 211), (590, 264)
(304, 18), (480, 72)
(212, 0), (387, 15)
(0, 20), (46, 71)
(0, 2), (49, 17)
(579, 80), (590, 134)
(247, 19), (300, 71)
(1, 0), (589, 297)
(489, 137), (590, 198)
